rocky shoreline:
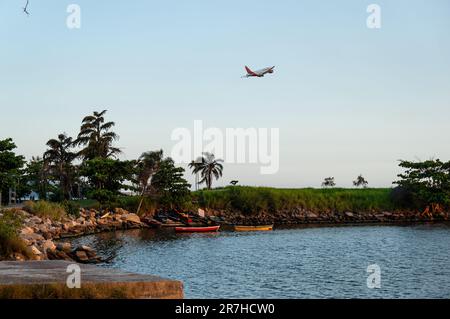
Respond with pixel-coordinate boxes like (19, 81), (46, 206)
(11, 208), (148, 263)
(3, 206), (449, 263)
(207, 207), (449, 226)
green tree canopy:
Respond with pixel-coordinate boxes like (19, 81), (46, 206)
(152, 157), (191, 208)
(188, 152), (223, 190)
(80, 157), (135, 203)
(76, 110), (121, 160)
(43, 133), (78, 200)
(394, 159), (450, 207)
(0, 138), (25, 204)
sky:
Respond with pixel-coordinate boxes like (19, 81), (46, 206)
(1, 0), (449, 188)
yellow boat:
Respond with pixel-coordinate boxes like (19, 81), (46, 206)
(234, 225), (274, 232)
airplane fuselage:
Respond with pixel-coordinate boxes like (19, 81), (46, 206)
(243, 66), (275, 78)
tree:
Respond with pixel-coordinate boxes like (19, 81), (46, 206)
(24, 156), (51, 200)
(353, 174), (368, 188)
(322, 177), (336, 188)
(80, 158), (135, 203)
(188, 152), (224, 190)
(152, 158), (191, 208)
(76, 110), (121, 160)
(394, 159), (450, 208)
(135, 150), (163, 214)
(0, 138), (25, 205)
(43, 133), (77, 200)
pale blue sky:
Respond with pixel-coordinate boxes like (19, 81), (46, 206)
(1, 0), (449, 188)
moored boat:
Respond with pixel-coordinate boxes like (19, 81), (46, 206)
(175, 225), (220, 233)
(234, 225), (274, 232)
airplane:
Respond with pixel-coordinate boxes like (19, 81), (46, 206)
(242, 65), (275, 78)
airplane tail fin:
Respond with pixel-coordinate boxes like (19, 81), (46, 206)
(245, 66), (255, 75)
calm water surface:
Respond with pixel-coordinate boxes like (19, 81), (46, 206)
(69, 224), (450, 298)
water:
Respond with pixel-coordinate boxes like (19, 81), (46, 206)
(69, 224), (450, 298)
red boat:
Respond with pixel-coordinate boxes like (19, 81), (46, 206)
(175, 225), (220, 233)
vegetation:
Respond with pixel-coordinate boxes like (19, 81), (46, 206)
(194, 186), (396, 214)
(43, 133), (78, 200)
(394, 159), (450, 209)
(189, 152), (224, 190)
(0, 210), (29, 259)
(75, 110), (121, 160)
(2, 109), (449, 217)
(23, 201), (66, 221)
(152, 158), (191, 209)
(321, 177), (336, 188)
(0, 138), (25, 205)
(353, 175), (368, 188)
(80, 158), (135, 203)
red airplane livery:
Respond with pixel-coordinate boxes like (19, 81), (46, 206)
(242, 65), (275, 78)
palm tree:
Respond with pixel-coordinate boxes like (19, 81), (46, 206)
(188, 152), (223, 190)
(43, 133), (77, 200)
(135, 150), (163, 214)
(75, 110), (121, 160)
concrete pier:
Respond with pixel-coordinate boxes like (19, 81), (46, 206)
(0, 261), (183, 299)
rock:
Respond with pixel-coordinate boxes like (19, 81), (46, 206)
(20, 226), (34, 235)
(13, 253), (26, 261)
(42, 240), (56, 252)
(56, 242), (72, 253)
(115, 208), (129, 215)
(29, 216), (43, 224)
(75, 250), (89, 262)
(21, 233), (45, 244)
(345, 212), (354, 218)
(121, 213), (141, 224)
(76, 217), (85, 223)
(28, 245), (42, 256)
(47, 249), (73, 261)
(306, 212), (318, 219)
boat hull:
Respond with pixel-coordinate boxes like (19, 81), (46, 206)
(175, 225), (220, 233)
(234, 225), (274, 232)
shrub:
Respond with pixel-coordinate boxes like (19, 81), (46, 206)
(0, 210), (30, 259)
(62, 200), (81, 217)
(23, 201), (67, 221)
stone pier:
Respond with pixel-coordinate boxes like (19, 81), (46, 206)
(0, 261), (183, 299)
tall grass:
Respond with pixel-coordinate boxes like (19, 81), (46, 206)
(0, 209), (30, 259)
(23, 201), (67, 221)
(194, 186), (396, 214)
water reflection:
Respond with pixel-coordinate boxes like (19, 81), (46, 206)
(68, 224), (450, 298)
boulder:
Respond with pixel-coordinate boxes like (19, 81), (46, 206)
(115, 208), (129, 215)
(75, 250), (89, 262)
(29, 216), (43, 224)
(345, 212), (354, 218)
(56, 242), (72, 253)
(28, 245), (42, 256)
(47, 249), (73, 261)
(121, 213), (141, 224)
(13, 253), (26, 261)
(21, 233), (45, 244)
(306, 212), (318, 219)
(76, 217), (85, 224)
(20, 226), (34, 235)
(42, 239), (56, 252)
